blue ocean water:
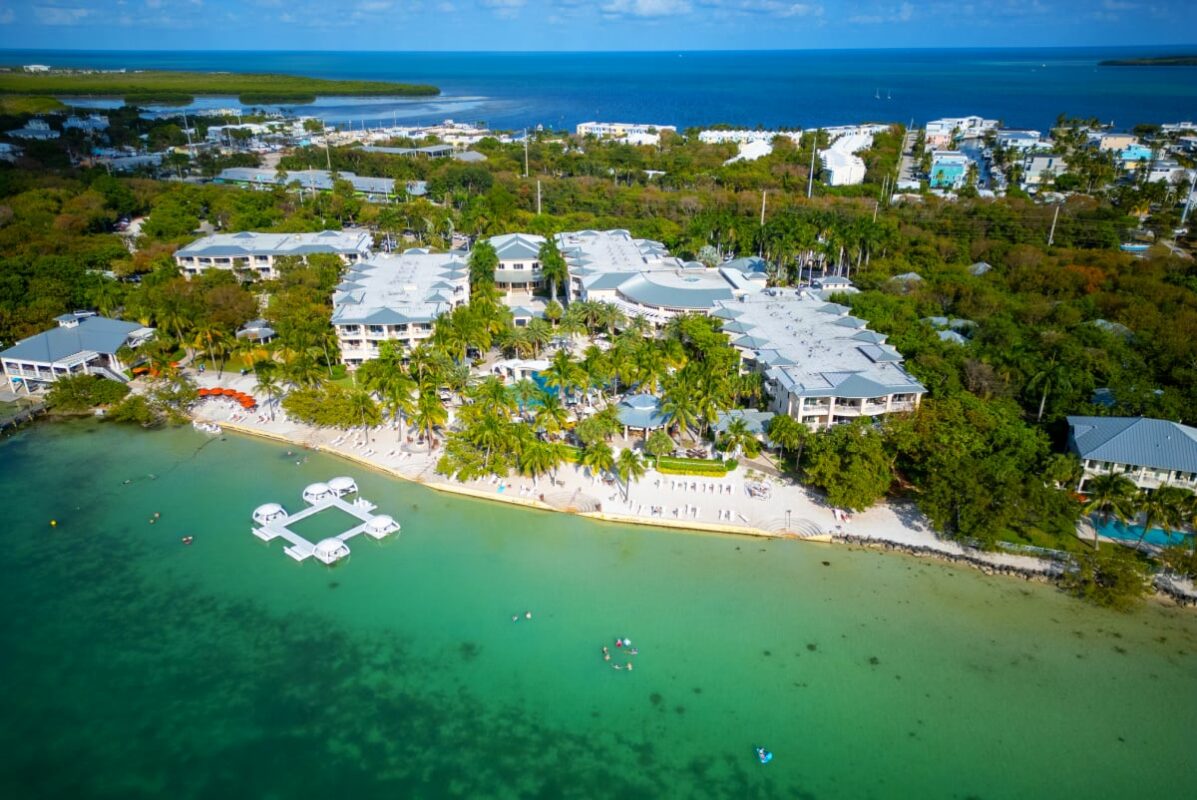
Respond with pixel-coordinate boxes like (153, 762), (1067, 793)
(3, 47), (1196, 130)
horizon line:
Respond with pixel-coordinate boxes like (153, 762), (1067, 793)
(2, 44), (1197, 55)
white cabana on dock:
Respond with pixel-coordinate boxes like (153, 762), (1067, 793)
(303, 482), (335, 504)
(328, 476), (358, 497)
(253, 503), (288, 525)
(313, 538), (351, 565)
(365, 514), (400, 538)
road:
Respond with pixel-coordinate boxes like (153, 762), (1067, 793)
(897, 128), (920, 186)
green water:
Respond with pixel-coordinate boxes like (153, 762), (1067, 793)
(1, 420), (1194, 799)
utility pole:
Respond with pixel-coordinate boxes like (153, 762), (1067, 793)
(760, 190), (767, 226)
(1182, 181), (1194, 226)
(807, 129), (818, 199)
(873, 200), (880, 223)
(1048, 203), (1061, 246)
(523, 129), (529, 178)
(321, 120), (332, 171)
(537, 180), (542, 215)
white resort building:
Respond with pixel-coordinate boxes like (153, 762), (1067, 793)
(174, 230), (374, 280)
(489, 233), (547, 295)
(924, 116), (999, 149)
(1, 312), (154, 392)
(713, 291), (925, 429)
(697, 129), (802, 145)
(332, 248), (470, 368)
(557, 229), (768, 325)
(1068, 416), (1197, 492)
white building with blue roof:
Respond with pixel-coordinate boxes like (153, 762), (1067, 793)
(489, 233), (547, 296)
(1068, 416), (1197, 492)
(554, 229), (768, 325)
(332, 249), (469, 368)
(175, 229), (373, 280)
(214, 168), (426, 203)
(2, 312), (154, 392)
(714, 290), (924, 429)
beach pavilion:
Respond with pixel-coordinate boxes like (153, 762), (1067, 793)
(617, 393), (669, 437)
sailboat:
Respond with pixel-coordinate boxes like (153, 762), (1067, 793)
(874, 88), (881, 100)
(887, 89), (892, 100)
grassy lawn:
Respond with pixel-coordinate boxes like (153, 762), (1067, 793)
(0, 95), (65, 114)
(0, 71), (439, 104)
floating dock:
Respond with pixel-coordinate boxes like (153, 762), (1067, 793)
(251, 477), (400, 565)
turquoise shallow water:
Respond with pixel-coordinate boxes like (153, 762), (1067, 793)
(1, 420), (1196, 799)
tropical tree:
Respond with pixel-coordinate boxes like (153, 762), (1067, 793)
(718, 416), (761, 459)
(645, 429), (675, 463)
(413, 388), (448, 450)
(1136, 486), (1190, 549)
(533, 391), (570, 438)
(347, 388), (381, 441)
(538, 237), (569, 304)
(615, 448), (646, 500)
(542, 348), (583, 402)
(1081, 473), (1138, 550)
(660, 380), (699, 442)
(580, 440), (615, 480)
(255, 370), (284, 421)
(468, 240), (498, 296)
(766, 414), (808, 467)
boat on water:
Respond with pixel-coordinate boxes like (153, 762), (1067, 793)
(192, 420), (222, 435)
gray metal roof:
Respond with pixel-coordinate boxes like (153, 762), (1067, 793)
(177, 229), (372, 259)
(490, 233), (546, 262)
(617, 393), (668, 430)
(2, 316), (149, 364)
(713, 409), (775, 436)
(1068, 416), (1197, 474)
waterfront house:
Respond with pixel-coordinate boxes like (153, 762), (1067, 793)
(1, 312), (154, 393)
(995, 130), (1043, 151)
(7, 118), (59, 141)
(1068, 416), (1197, 492)
(1088, 132), (1138, 152)
(175, 230), (373, 280)
(697, 129), (802, 145)
(1021, 154), (1068, 188)
(924, 116), (999, 149)
(575, 122), (677, 139)
(332, 249), (469, 368)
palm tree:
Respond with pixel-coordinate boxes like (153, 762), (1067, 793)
(615, 448), (646, 501)
(255, 370), (284, 421)
(412, 388), (448, 451)
(542, 348), (582, 402)
(533, 391), (569, 438)
(1026, 358), (1073, 423)
(376, 372), (417, 442)
(538, 238), (569, 304)
(346, 388), (380, 442)
(718, 416), (760, 460)
(543, 300), (563, 327)
(580, 440), (615, 480)
(471, 375), (517, 416)
(1135, 486), (1189, 549)
(1080, 473), (1138, 549)
(470, 412), (511, 470)
(645, 429), (675, 464)
(766, 414), (807, 467)
(510, 378), (541, 415)
(661, 380), (699, 443)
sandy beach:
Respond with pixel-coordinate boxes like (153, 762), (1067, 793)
(177, 369), (1112, 582)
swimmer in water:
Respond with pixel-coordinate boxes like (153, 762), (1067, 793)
(153, 512), (161, 519)
(626, 662), (633, 671)
(629, 648), (639, 655)
(613, 664), (622, 671)
(525, 611), (532, 620)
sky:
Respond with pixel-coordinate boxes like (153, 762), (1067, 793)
(0, 0), (1195, 51)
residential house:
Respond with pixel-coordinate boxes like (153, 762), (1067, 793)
(1068, 416), (1197, 492)
(929, 150), (971, 189)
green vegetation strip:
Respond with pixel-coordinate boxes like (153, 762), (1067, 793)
(0, 70), (439, 104)
(654, 456), (730, 476)
(0, 95), (65, 114)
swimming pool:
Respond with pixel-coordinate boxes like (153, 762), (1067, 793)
(1092, 517), (1193, 548)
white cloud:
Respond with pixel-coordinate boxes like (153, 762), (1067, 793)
(479, 0), (525, 17)
(33, 5), (94, 25)
(849, 1), (913, 24)
(699, 1), (822, 16)
(1101, 0), (1138, 9)
(357, 0), (393, 10)
(601, 0), (692, 18)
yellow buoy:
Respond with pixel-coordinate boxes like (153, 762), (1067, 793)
(50, 520), (57, 527)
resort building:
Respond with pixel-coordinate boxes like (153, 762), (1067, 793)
(332, 249), (469, 368)
(359, 145), (486, 162)
(929, 151), (971, 189)
(713, 290), (925, 429)
(174, 230), (373, 280)
(575, 122), (677, 142)
(995, 130), (1043, 151)
(1, 312), (154, 392)
(556, 229), (768, 325)
(63, 114), (109, 133)
(820, 129), (875, 186)
(1068, 416), (1197, 492)
(7, 118), (59, 140)
(697, 129), (802, 145)
(213, 168), (426, 203)
(924, 116), (999, 149)
(489, 233), (547, 295)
